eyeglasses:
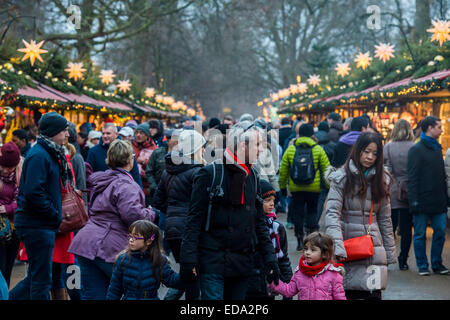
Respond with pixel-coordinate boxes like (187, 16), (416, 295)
(128, 234), (145, 241)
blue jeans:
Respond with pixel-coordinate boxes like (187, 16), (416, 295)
(76, 255), (113, 300)
(9, 228), (56, 300)
(413, 212), (447, 271)
(199, 273), (249, 300)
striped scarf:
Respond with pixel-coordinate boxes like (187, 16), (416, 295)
(266, 212), (283, 258)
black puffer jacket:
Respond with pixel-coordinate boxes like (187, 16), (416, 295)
(146, 146), (168, 203)
(153, 152), (203, 240)
(180, 163), (277, 277)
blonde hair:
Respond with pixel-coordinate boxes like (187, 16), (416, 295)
(390, 119), (414, 142)
(67, 143), (76, 160)
(106, 139), (133, 169)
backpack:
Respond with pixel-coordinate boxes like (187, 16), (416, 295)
(289, 143), (317, 185)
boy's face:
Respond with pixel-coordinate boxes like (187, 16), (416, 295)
(263, 195), (275, 214)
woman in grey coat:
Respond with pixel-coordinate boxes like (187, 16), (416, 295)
(383, 119), (415, 270)
(325, 132), (397, 300)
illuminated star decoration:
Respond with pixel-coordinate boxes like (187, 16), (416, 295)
(335, 63), (350, 77)
(307, 74), (321, 87)
(99, 70), (116, 85)
(65, 62), (86, 81)
(374, 43), (395, 63)
(145, 87), (155, 98)
(355, 52), (372, 70)
(17, 39), (48, 66)
(297, 83), (308, 94)
(116, 79), (131, 93)
(427, 19), (450, 46)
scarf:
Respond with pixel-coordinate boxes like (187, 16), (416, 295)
(298, 255), (343, 277)
(266, 212), (283, 258)
(224, 148), (251, 206)
(37, 135), (74, 189)
(420, 131), (441, 150)
(0, 170), (19, 201)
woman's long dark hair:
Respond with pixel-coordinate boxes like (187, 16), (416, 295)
(343, 132), (390, 204)
(116, 220), (166, 284)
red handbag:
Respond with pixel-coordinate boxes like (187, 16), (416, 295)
(343, 201), (374, 262)
(58, 188), (89, 234)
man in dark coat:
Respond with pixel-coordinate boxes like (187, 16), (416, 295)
(408, 116), (449, 276)
(86, 123), (142, 187)
(332, 116), (368, 168)
(10, 112), (69, 300)
(278, 117), (292, 153)
(327, 112), (342, 143)
(12, 129), (31, 158)
(180, 121), (280, 300)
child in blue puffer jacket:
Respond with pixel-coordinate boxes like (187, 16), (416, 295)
(106, 220), (182, 300)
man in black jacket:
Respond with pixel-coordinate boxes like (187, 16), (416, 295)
(180, 121), (280, 300)
(408, 116), (449, 276)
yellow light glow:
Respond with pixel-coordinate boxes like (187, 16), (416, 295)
(65, 62), (86, 81)
(17, 39), (48, 66)
(99, 70), (116, 85)
(297, 83), (308, 94)
(355, 52), (372, 70)
(374, 43), (395, 63)
(145, 87), (155, 98)
(427, 19), (450, 46)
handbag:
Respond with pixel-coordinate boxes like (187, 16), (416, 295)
(343, 201), (374, 262)
(387, 145), (408, 202)
(58, 187), (89, 234)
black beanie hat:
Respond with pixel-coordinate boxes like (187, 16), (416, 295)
(260, 179), (277, 201)
(38, 112), (68, 137)
(209, 117), (221, 129)
(299, 123), (314, 137)
(318, 121), (329, 132)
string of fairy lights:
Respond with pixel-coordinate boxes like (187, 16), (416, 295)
(257, 18), (450, 114)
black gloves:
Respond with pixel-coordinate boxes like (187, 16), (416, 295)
(180, 263), (198, 282)
(266, 261), (280, 285)
(281, 189), (287, 198)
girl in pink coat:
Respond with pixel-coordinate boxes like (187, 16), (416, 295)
(268, 232), (346, 300)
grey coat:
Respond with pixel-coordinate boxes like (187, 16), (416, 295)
(383, 141), (414, 209)
(324, 160), (397, 291)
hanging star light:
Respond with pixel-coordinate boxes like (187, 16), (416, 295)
(427, 19), (450, 46)
(145, 87), (155, 98)
(99, 70), (116, 85)
(355, 52), (372, 70)
(65, 62), (86, 81)
(17, 39), (48, 66)
(297, 83), (308, 94)
(335, 63), (350, 77)
(116, 79), (131, 93)
(307, 74), (321, 87)
(374, 43), (395, 63)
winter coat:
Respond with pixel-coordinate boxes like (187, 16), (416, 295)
(68, 168), (155, 263)
(328, 123), (343, 143)
(408, 139), (448, 215)
(153, 152), (203, 240)
(247, 218), (292, 298)
(383, 141), (414, 209)
(146, 146), (168, 201)
(278, 126), (292, 153)
(332, 131), (362, 168)
(86, 141), (142, 188)
(314, 130), (337, 166)
(106, 251), (181, 300)
(268, 264), (346, 300)
(324, 160), (397, 291)
(14, 140), (62, 231)
(254, 148), (280, 191)
(279, 136), (330, 193)
(0, 157), (22, 223)
(180, 163), (277, 277)
(132, 140), (157, 197)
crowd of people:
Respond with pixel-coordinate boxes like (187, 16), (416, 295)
(0, 109), (448, 301)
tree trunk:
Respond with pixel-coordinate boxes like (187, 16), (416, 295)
(413, 0), (431, 42)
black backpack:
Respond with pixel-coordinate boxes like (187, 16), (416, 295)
(289, 144), (317, 185)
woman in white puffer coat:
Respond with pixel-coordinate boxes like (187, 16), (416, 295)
(325, 132), (397, 300)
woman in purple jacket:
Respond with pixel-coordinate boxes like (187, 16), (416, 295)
(69, 140), (155, 300)
(0, 142), (23, 289)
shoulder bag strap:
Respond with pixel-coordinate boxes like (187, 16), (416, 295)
(367, 201), (373, 235)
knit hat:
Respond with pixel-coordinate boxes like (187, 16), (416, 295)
(318, 121), (329, 132)
(135, 123), (151, 137)
(299, 123), (314, 137)
(209, 117), (221, 129)
(38, 112), (68, 137)
(328, 112), (341, 122)
(177, 129), (206, 156)
(260, 179), (277, 200)
(0, 142), (21, 167)
(125, 120), (138, 130)
(119, 126), (134, 137)
(88, 130), (102, 142)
